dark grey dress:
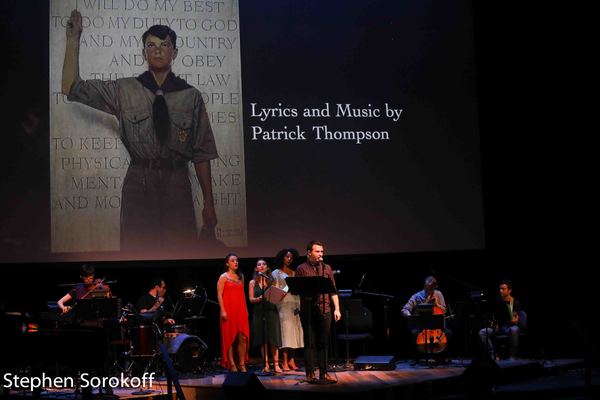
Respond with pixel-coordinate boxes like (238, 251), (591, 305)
(252, 282), (282, 348)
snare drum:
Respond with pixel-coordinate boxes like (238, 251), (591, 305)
(163, 324), (187, 351)
(129, 325), (156, 357)
(165, 324), (189, 334)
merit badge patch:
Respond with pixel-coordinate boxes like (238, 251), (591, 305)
(178, 129), (189, 142)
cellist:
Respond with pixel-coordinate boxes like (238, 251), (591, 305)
(401, 276), (452, 364)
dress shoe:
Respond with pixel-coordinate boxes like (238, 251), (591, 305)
(319, 372), (336, 383)
(306, 370), (316, 382)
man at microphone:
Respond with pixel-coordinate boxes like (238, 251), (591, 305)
(137, 277), (175, 325)
(295, 240), (341, 383)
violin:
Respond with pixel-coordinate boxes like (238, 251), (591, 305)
(81, 278), (111, 299)
(415, 292), (447, 354)
(59, 278), (112, 314)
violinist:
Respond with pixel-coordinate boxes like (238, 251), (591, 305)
(137, 277), (175, 325)
(57, 264), (111, 314)
(401, 276), (452, 364)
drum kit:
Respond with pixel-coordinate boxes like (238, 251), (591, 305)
(114, 287), (210, 376)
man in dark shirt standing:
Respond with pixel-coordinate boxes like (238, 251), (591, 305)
(295, 240), (341, 383)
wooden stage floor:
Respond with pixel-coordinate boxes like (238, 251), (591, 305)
(151, 359), (582, 400)
(7, 359), (584, 400)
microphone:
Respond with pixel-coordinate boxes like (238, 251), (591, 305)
(258, 272), (272, 280)
(358, 273), (366, 289)
(332, 270), (341, 275)
(318, 257), (326, 278)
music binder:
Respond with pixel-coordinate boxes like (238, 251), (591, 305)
(263, 285), (287, 304)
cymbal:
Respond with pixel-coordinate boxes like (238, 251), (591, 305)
(184, 316), (207, 320)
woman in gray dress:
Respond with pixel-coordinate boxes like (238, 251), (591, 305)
(272, 248), (303, 371)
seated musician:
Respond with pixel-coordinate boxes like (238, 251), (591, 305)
(401, 276), (452, 363)
(57, 264), (111, 314)
(479, 280), (523, 360)
(137, 277), (175, 325)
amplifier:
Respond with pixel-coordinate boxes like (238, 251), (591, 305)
(353, 355), (396, 371)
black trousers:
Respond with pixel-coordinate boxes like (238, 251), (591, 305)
(300, 307), (331, 374)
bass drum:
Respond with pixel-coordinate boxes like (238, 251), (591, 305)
(167, 334), (208, 372)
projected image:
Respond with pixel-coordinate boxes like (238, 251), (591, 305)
(2, 1), (485, 262)
(49, 0), (246, 258)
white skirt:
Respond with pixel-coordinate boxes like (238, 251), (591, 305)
(277, 293), (304, 349)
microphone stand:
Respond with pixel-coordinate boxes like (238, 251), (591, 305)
(322, 261), (328, 380)
(328, 271), (349, 372)
(256, 274), (274, 376)
(319, 260), (338, 383)
(355, 290), (394, 353)
(430, 269), (485, 360)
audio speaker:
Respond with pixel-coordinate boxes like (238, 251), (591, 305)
(222, 372), (266, 398)
(354, 355), (396, 370)
(462, 353), (500, 398)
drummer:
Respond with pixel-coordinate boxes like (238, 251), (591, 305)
(137, 277), (176, 325)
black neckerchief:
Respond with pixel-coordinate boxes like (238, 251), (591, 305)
(136, 71), (192, 145)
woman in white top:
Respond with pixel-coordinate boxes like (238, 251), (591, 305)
(271, 248), (304, 371)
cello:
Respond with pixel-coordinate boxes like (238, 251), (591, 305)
(415, 292), (447, 354)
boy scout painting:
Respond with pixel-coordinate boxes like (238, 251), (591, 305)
(61, 10), (218, 253)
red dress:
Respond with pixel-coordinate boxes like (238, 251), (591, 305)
(220, 277), (250, 368)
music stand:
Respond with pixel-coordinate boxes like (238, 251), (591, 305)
(75, 298), (120, 321)
(286, 276), (337, 384)
(173, 297), (204, 321)
(409, 313), (445, 367)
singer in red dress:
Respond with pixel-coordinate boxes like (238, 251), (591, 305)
(217, 253), (250, 371)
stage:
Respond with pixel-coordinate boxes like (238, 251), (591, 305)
(6, 359), (592, 400)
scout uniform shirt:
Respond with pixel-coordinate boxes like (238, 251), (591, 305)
(68, 72), (218, 253)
